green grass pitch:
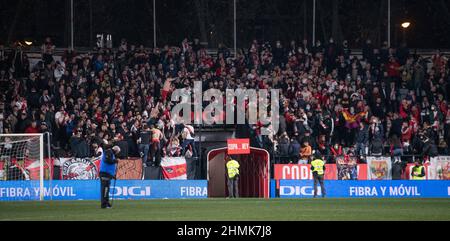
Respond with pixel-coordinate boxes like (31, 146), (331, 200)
(1, 199), (449, 221)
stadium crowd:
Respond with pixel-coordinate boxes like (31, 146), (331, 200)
(0, 37), (449, 166)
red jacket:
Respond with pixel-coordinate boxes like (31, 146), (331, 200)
(387, 61), (400, 77)
(401, 126), (413, 142)
(25, 126), (40, 134)
(399, 103), (409, 119)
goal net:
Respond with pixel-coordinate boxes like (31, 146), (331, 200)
(0, 134), (48, 201)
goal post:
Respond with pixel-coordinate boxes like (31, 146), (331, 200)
(0, 133), (50, 201)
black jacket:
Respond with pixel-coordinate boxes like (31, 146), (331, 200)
(289, 140), (301, 158)
(278, 139), (290, 157)
(356, 126), (369, 144)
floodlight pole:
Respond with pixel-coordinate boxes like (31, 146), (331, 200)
(70, 0), (74, 51)
(312, 0), (316, 46)
(153, 0), (157, 48)
(89, 0), (93, 48)
(234, 0), (237, 57)
(388, 0), (391, 47)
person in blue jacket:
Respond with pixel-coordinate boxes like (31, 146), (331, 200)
(99, 145), (121, 209)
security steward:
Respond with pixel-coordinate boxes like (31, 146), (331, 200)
(311, 153), (326, 198)
(226, 155), (240, 198)
(99, 145), (121, 209)
(411, 160), (426, 180)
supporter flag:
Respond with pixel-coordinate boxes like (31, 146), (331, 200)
(24, 158), (54, 180)
(60, 158), (100, 180)
(0, 158), (54, 180)
(336, 156), (358, 180)
(161, 157), (187, 180)
(366, 156), (392, 180)
(429, 156), (450, 180)
(342, 109), (367, 129)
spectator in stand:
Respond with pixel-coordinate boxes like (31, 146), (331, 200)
(330, 143), (343, 162)
(138, 124), (151, 167)
(277, 132), (290, 164)
(288, 137), (301, 164)
(92, 140), (104, 158)
(165, 137), (182, 157)
(355, 122), (369, 157)
(299, 140), (312, 164)
(25, 121), (40, 134)
(41, 37), (55, 66)
(362, 39), (374, 62)
(387, 56), (401, 88)
(401, 121), (413, 148)
(0, 35), (448, 175)
(150, 124), (163, 166)
(181, 123), (195, 157)
(390, 135), (404, 163)
(369, 117), (384, 142)
(370, 138), (384, 156)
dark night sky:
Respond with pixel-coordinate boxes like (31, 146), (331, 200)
(0, 0), (449, 49)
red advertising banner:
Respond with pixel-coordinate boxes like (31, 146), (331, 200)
(275, 164), (367, 181)
(274, 164), (337, 180)
(358, 164), (368, 180)
(227, 139), (250, 155)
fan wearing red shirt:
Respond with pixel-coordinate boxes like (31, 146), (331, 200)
(25, 121), (40, 134)
(386, 57), (401, 87)
(387, 57), (401, 78)
(401, 121), (413, 145)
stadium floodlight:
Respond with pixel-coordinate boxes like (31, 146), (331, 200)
(0, 134), (48, 201)
(401, 22), (411, 29)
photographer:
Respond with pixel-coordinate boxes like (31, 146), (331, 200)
(99, 145), (121, 209)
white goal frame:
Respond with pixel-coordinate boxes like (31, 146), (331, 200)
(0, 133), (45, 201)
